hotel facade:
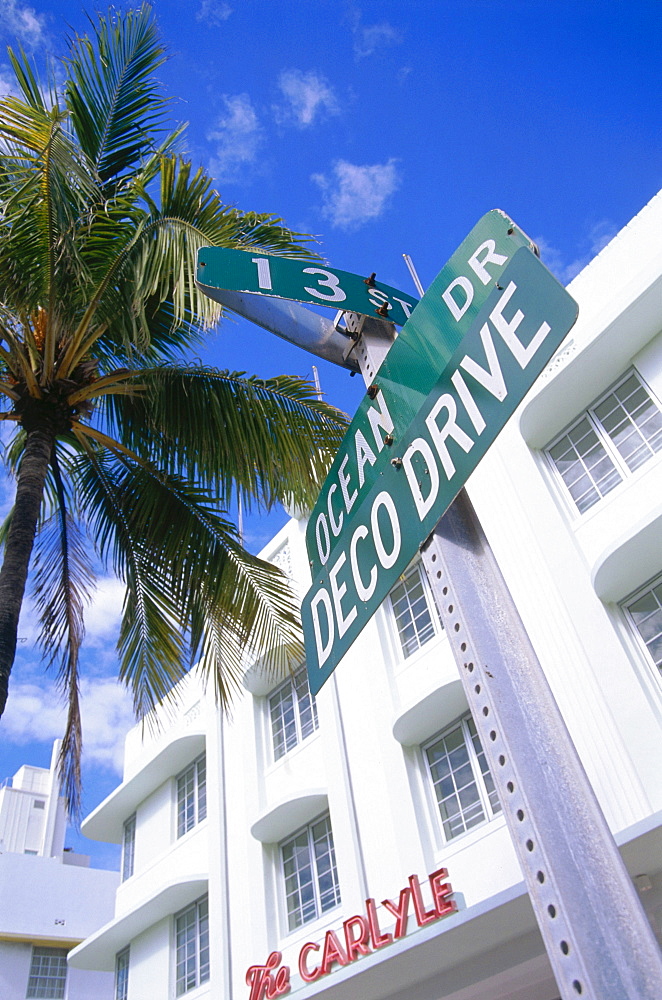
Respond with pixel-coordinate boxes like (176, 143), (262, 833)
(71, 190), (662, 1000)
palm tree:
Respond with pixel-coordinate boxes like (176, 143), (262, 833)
(0, 6), (347, 815)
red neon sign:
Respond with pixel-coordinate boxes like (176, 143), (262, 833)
(246, 868), (456, 997)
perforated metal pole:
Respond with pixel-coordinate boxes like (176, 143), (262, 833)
(420, 495), (662, 1000)
(350, 319), (662, 1000)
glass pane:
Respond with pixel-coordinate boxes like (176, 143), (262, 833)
(27, 948), (68, 999)
(270, 668), (318, 760)
(426, 716), (502, 842)
(122, 814), (136, 881)
(549, 417), (621, 513)
(197, 757), (207, 823)
(628, 582), (662, 671)
(595, 375), (662, 473)
(312, 815), (341, 913)
(390, 563), (439, 657)
(177, 765), (195, 838)
(115, 948), (130, 1000)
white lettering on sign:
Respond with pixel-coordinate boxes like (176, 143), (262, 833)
(251, 257), (273, 290)
(306, 276), (556, 673)
(314, 394), (396, 566)
(441, 238), (510, 321)
(303, 268), (347, 303)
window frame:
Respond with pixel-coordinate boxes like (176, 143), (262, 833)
(268, 665), (319, 762)
(423, 713), (501, 845)
(545, 369), (662, 515)
(174, 895), (210, 997)
(176, 754), (207, 839)
(121, 813), (136, 881)
(388, 560), (442, 660)
(623, 573), (662, 680)
(115, 947), (130, 1000)
(26, 946), (68, 999)
(279, 812), (341, 934)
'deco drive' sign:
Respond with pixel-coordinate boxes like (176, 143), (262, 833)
(302, 212), (578, 694)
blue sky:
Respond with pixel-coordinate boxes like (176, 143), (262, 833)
(0, 0), (661, 869)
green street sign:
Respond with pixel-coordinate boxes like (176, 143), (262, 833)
(305, 210), (534, 580)
(302, 235), (579, 695)
(196, 248), (418, 327)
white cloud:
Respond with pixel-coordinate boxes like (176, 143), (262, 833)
(0, 0), (47, 48)
(15, 573), (123, 656)
(207, 93), (262, 183)
(275, 69), (339, 128)
(2, 677), (134, 774)
(311, 158), (401, 230)
(536, 219), (619, 285)
(83, 576), (125, 648)
(349, 11), (402, 59)
(196, 0), (233, 24)
(0, 65), (17, 98)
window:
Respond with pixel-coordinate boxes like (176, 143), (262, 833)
(115, 948), (130, 1000)
(425, 715), (501, 842)
(26, 947), (67, 999)
(33, 799), (45, 809)
(280, 813), (341, 932)
(121, 813), (136, 881)
(547, 371), (662, 513)
(624, 576), (662, 675)
(269, 666), (318, 761)
(177, 755), (207, 838)
(175, 896), (210, 996)
(389, 562), (441, 658)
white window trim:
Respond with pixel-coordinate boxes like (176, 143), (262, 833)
(175, 754), (207, 840)
(545, 368), (662, 516)
(115, 946), (130, 1000)
(267, 665), (319, 765)
(26, 946), (68, 999)
(121, 813), (136, 882)
(387, 559), (443, 664)
(278, 812), (341, 936)
(422, 714), (501, 847)
(622, 573), (662, 683)
(173, 894), (210, 997)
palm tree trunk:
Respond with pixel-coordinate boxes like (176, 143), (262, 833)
(0, 424), (54, 716)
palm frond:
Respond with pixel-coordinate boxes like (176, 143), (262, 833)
(74, 448), (303, 714)
(30, 447), (95, 818)
(104, 365), (349, 512)
(64, 4), (170, 185)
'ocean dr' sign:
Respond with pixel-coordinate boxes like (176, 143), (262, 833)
(302, 211), (579, 695)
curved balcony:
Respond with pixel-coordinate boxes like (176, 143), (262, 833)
(593, 505), (662, 602)
(82, 732), (205, 843)
(250, 791), (329, 843)
(392, 678), (466, 746)
(68, 873), (208, 971)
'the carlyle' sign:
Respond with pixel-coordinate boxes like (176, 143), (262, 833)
(246, 868), (457, 999)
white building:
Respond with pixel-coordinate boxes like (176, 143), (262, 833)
(0, 742), (119, 999)
(71, 190), (662, 1000)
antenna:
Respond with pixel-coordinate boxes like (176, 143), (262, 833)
(402, 253), (425, 296)
(311, 365), (323, 401)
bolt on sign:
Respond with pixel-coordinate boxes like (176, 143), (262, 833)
(302, 211), (579, 695)
(196, 248), (419, 327)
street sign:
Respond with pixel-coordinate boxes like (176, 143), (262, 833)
(305, 210), (534, 579)
(302, 244), (578, 694)
(196, 248), (418, 327)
